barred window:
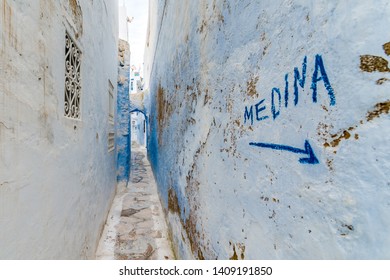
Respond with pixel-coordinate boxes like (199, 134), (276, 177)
(64, 32), (81, 119)
(108, 80), (115, 152)
(108, 132), (115, 152)
(108, 80), (114, 124)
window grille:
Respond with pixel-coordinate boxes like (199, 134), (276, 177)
(108, 132), (115, 152)
(64, 32), (81, 119)
(108, 80), (115, 152)
(108, 80), (114, 124)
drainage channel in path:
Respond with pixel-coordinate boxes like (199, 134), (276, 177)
(96, 143), (175, 260)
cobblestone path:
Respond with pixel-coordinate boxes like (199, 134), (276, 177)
(95, 143), (174, 260)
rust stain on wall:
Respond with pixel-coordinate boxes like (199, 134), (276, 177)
(181, 131), (212, 259)
(68, 0), (83, 38)
(166, 127), (212, 259)
(69, 0), (79, 16)
(157, 85), (164, 145)
(168, 188), (180, 214)
(229, 245), (238, 260)
(383, 42), (390, 56)
(2, 0), (18, 50)
(376, 77), (390, 85)
(217, 13), (224, 24)
(323, 100), (390, 148)
(157, 84), (174, 146)
(326, 45), (390, 149)
(326, 158), (334, 171)
(366, 100), (390, 122)
(229, 242), (245, 260)
(324, 128), (353, 148)
(247, 75), (259, 97)
(198, 19), (207, 33)
(203, 88), (210, 105)
(360, 55), (390, 72)
(168, 188), (205, 260)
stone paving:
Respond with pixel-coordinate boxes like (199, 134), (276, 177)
(95, 143), (175, 260)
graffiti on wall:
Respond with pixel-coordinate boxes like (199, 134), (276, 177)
(244, 54), (335, 125)
(249, 140), (319, 164)
(245, 55), (336, 165)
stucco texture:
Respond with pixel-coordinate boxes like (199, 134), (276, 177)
(144, 0), (390, 259)
(0, 0), (119, 259)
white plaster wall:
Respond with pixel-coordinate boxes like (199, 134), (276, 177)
(130, 70), (141, 93)
(144, 0), (390, 259)
(0, 0), (118, 259)
(131, 112), (138, 141)
(143, 0), (162, 89)
(118, 0), (128, 41)
(130, 112), (146, 146)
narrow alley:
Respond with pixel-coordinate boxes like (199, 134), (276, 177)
(96, 143), (174, 260)
(1, 0), (390, 264)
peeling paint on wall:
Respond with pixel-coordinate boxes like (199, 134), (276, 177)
(383, 42), (390, 56)
(360, 42), (390, 73)
(65, 0), (83, 38)
(366, 101), (390, 122)
(360, 55), (390, 72)
(323, 100), (390, 149)
(145, 0), (390, 259)
(117, 39), (131, 185)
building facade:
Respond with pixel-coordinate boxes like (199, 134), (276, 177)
(0, 0), (119, 259)
(144, 0), (390, 259)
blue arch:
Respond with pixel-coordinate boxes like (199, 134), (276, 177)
(130, 108), (147, 117)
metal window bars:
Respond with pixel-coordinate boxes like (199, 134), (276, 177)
(64, 32), (81, 119)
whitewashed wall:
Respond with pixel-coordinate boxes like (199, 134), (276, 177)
(144, 0), (390, 259)
(118, 0), (128, 41)
(0, 0), (118, 259)
(130, 112), (146, 146)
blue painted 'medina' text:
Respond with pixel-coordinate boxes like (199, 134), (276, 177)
(244, 54), (336, 125)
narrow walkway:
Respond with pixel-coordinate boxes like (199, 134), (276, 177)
(95, 143), (174, 260)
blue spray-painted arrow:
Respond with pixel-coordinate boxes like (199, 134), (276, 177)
(249, 140), (319, 164)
